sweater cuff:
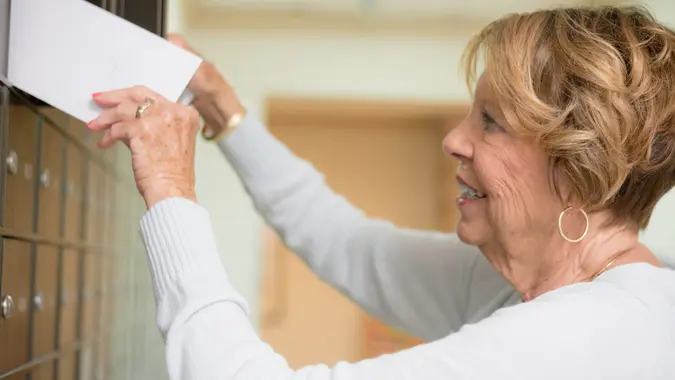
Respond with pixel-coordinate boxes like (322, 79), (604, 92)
(139, 198), (249, 325)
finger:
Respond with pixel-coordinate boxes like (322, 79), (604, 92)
(92, 85), (163, 107)
(167, 34), (201, 56)
(98, 121), (134, 149)
(201, 123), (219, 139)
(87, 101), (138, 130)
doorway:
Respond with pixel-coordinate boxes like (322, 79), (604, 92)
(258, 97), (468, 368)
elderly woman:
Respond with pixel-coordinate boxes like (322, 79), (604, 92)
(89, 5), (675, 380)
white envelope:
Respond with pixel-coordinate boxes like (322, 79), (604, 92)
(8, 0), (202, 122)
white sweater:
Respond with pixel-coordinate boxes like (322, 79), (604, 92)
(139, 114), (675, 380)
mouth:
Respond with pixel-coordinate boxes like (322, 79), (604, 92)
(456, 176), (486, 203)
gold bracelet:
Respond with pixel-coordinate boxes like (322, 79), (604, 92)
(202, 111), (246, 142)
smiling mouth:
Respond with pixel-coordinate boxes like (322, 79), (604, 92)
(457, 177), (486, 201)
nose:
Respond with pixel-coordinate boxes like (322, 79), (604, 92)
(442, 115), (474, 162)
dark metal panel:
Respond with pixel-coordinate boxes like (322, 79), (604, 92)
(31, 245), (59, 358)
(117, 0), (167, 36)
(4, 97), (39, 233)
(0, 86), (7, 228)
(37, 122), (64, 238)
(0, 239), (32, 372)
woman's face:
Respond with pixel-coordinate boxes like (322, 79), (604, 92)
(444, 76), (572, 254)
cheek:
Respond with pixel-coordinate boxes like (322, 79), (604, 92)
(474, 147), (524, 196)
(474, 143), (551, 206)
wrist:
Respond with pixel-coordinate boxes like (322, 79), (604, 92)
(212, 85), (245, 121)
(199, 88), (246, 141)
(143, 186), (197, 209)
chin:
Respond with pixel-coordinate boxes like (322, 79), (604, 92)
(455, 218), (490, 246)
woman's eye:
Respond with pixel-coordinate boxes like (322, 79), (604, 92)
(481, 111), (503, 132)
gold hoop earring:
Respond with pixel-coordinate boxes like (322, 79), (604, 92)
(557, 205), (589, 243)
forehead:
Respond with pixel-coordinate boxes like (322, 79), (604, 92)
(474, 74), (500, 111)
(474, 74), (493, 100)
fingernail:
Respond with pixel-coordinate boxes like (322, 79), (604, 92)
(86, 120), (95, 128)
(92, 92), (102, 98)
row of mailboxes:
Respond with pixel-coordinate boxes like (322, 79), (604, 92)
(1, 0), (171, 377)
(0, 87), (158, 380)
(3, 104), (117, 239)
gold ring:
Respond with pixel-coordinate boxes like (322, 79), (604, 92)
(135, 97), (156, 119)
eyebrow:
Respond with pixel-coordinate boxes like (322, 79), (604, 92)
(481, 101), (510, 128)
(475, 91), (496, 107)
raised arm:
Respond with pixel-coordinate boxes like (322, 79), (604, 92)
(165, 35), (516, 338)
(218, 112), (516, 339)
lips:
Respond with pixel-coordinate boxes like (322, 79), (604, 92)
(457, 176), (486, 200)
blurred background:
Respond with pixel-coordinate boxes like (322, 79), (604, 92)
(0, 0), (674, 379)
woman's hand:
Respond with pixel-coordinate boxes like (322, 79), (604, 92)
(167, 34), (245, 138)
(87, 86), (200, 208)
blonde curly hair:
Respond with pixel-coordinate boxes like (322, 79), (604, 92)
(463, 5), (675, 229)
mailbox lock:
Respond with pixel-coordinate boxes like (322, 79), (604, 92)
(6, 150), (18, 175)
(40, 169), (51, 188)
(1, 295), (14, 319)
(33, 292), (45, 311)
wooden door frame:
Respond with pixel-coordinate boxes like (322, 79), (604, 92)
(260, 96), (469, 328)
(266, 97), (468, 126)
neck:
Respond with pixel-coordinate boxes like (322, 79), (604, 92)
(486, 223), (640, 301)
